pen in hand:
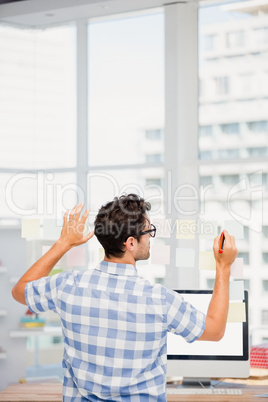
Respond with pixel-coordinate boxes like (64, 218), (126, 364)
(219, 232), (225, 254)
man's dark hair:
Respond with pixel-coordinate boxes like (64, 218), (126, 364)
(94, 194), (151, 258)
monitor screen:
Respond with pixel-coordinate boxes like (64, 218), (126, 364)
(167, 290), (249, 379)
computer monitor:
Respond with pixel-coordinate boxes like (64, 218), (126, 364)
(167, 290), (249, 382)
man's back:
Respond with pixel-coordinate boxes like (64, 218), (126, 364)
(26, 261), (168, 401)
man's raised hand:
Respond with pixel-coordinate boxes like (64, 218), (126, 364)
(60, 203), (94, 248)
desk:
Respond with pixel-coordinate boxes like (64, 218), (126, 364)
(0, 383), (267, 401)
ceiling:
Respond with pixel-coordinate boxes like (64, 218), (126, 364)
(0, 0), (231, 28)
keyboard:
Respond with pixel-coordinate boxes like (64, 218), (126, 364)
(167, 388), (243, 395)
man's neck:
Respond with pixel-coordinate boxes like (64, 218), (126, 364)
(104, 255), (136, 266)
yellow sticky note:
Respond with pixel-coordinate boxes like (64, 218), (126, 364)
(227, 302), (246, 322)
(21, 219), (40, 238)
(99, 248), (105, 262)
(198, 251), (216, 270)
(176, 220), (196, 239)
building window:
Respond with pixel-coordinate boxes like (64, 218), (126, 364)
(145, 129), (163, 140)
(247, 147), (268, 157)
(203, 34), (217, 51)
(199, 150), (213, 160)
(218, 149), (240, 159)
(200, 175), (213, 187)
(220, 174), (240, 185)
(244, 279), (250, 291)
(254, 27), (268, 45)
(199, 125), (213, 137)
(220, 123), (240, 135)
(247, 121), (268, 133)
(226, 31), (244, 48)
(261, 310), (268, 325)
(238, 252), (249, 265)
(262, 252), (268, 264)
(145, 154), (162, 163)
(215, 76), (229, 95)
(207, 279), (215, 289)
(262, 226), (268, 238)
(262, 280), (268, 293)
(145, 178), (162, 187)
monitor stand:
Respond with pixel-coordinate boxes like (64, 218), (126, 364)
(181, 378), (213, 388)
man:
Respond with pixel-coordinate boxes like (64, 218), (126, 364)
(12, 194), (238, 401)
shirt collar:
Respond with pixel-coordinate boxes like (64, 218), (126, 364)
(96, 260), (138, 277)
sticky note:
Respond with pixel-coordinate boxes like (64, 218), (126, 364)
(153, 218), (171, 238)
(199, 251), (216, 270)
(200, 220), (218, 239)
(99, 248), (105, 262)
(66, 247), (86, 267)
(43, 219), (61, 240)
(49, 268), (63, 276)
(21, 219), (40, 238)
(176, 220), (196, 239)
(42, 246), (65, 266)
(224, 220), (244, 239)
(176, 248), (195, 268)
(227, 302), (246, 322)
(229, 280), (244, 301)
(230, 258), (244, 278)
(151, 245), (170, 265)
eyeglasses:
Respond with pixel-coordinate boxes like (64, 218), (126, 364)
(137, 223), (156, 238)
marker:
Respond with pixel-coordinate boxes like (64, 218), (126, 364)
(219, 232), (225, 254)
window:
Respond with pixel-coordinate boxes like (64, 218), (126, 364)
(207, 279), (215, 289)
(220, 123), (240, 135)
(263, 226), (268, 238)
(218, 149), (240, 159)
(146, 154), (163, 163)
(226, 31), (244, 48)
(215, 76), (229, 95)
(199, 150), (213, 160)
(199, 125), (213, 137)
(239, 74), (253, 95)
(0, 25), (76, 169)
(88, 13), (164, 166)
(247, 147), (268, 157)
(203, 34), (217, 51)
(262, 280), (268, 293)
(244, 279), (250, 291)
(145, 129), (163, 140)
(262, 253), (268, 264)
(146, 178), (162, 187)
(238, 252), (249, 265)
(220, 174), (240, 185)
(254, 27), (268, 45)
(200, 175), (213, 187)
(261, 310), (268, 325)
(247, 121), (268, 133)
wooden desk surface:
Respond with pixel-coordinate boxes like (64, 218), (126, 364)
(0, 383), (267, 401)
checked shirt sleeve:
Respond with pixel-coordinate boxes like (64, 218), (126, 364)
(165, 288), (206, 343)
(25, 272), (70, 314)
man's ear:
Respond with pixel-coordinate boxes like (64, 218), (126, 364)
(124, 236), (136, 252)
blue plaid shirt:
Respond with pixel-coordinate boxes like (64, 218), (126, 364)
(25, 261), (206, 401)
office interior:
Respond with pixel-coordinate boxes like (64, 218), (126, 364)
(0, 0), (268, 394)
